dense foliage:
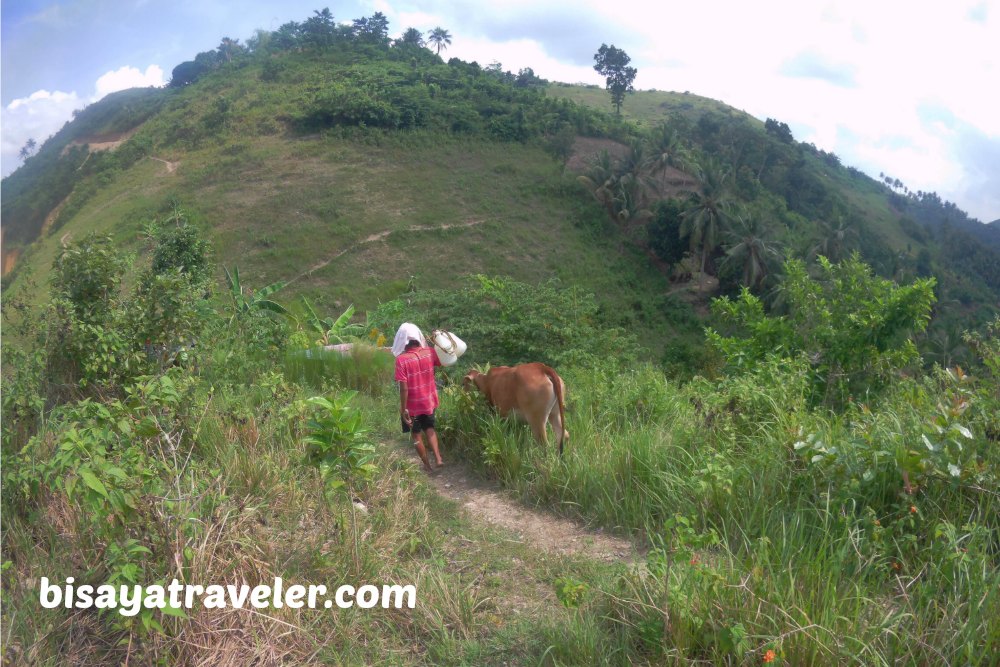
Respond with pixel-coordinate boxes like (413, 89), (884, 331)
(709, 255), (937, 406)
(2, 208), (998, 663)
(436, 267), (998, 665)
(368, 275), (638, 368)
(2, 11), (999, 662)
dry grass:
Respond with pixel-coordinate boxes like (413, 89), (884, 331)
(161, 506), (322, 666)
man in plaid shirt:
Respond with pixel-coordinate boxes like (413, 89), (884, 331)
(395, 337), (444, 471)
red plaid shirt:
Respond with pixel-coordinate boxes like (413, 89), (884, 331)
(394, 346), (441, 416)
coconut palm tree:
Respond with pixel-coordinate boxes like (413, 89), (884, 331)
(617, 136), (655, 185)
(612, 139), (655, 227)
(644, 122), (694, 175)
(811, 216), (857, 262)
(610, 173), (652, 227)
(920, 323), (968, 368)
(427, 27), (452, 55)
(680, 158), (734, 275)
(399, 27), (424, 47)
(19, 137), (37, 160)
(577, 150), (619, 218)
(722, 215), (780, 290)
(577, 147), (651, 227)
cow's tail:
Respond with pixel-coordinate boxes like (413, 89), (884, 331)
(543, 365), (567, 458)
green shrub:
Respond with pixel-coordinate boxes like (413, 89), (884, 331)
(708, 255), (936, 406)
(369, 275), (638, 367)
(52, 233), (127, 324)
(146, 209), (213, 286)
(3, 371), (205, 637)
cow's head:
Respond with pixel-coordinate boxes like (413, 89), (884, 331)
(462, 369), (483, 393)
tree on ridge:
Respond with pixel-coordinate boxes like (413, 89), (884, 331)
(593, 43), (637, 115)
(428, 27), (452, 55)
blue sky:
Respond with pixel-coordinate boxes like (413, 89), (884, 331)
(3, 0), (998, 222)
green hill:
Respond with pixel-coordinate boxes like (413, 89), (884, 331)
(3, 12), (998, 665)
(547, 83), (1000, 336)
(3, 10), (998, 354)
(2, 43), (698, 361)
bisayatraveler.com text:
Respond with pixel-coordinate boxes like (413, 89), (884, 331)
(40, 577), (416, 616)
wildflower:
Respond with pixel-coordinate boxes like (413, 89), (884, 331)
(763, 649), (776, 663)
(874, 519), (881, 526)
(909, 505), (917, 514)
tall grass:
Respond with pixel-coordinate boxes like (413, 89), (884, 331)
(436, 359), (1000, 664)
(283, 344), (394, 394)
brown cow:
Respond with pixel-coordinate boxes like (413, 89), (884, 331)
(463, 363), (568, 456)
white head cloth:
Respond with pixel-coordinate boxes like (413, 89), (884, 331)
(391, 322), (427, 357)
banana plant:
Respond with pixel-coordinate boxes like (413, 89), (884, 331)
(300, 297), (364, 346)
(223, 265), (290, 320)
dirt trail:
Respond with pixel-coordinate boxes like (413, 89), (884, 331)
(39, 194), (72, 237)
(62, 127), (140, 156)
(1, 245), (18, 277)
(149, 156), (179, 174)
(425, 457), (641, 563)
(290, 218), (486, 285)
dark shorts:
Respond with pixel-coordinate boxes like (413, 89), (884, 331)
(402, 411), (436, 435)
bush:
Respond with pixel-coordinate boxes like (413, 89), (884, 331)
(19, 218), (216, 404)
(146, 209), (213, 286)
(3, 370), (207, 639)
(708, 255), (936, 406)
(368, 275), (638, 368)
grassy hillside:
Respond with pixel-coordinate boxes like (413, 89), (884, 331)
(5, 27), (998, 346)
(4, 40), (704, 362)
(548, 83), (751, 128)
(3, 219), (997, 664)
(5, 132), (664, 314)
(547, 82), (1000, 340)
(3, 11), (999, 665)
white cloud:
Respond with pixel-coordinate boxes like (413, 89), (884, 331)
(1, 89), (81, 175)
(372, 0), (440, 32)
(6, 88), (78, 111)
(93, 64), (166, 100)
(1, 65), (165, 177)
